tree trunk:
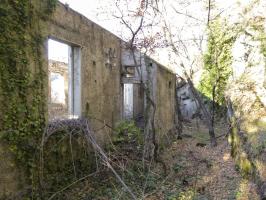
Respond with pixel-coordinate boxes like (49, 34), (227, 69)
(143, 93), (157, 161)
(184, 73), (217, 146)
(175, 85), (183, 139)
(226, 98), (240, 157)
(143, 61), (157, 161)
(211, 85), (216, 128)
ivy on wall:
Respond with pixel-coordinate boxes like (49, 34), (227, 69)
(0, 0), (57, 192)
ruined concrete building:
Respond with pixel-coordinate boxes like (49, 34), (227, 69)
(46, 2), (176, 141)
(0, 2), (177, 195)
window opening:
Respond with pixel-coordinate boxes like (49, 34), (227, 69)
(48, 39), (81, 120)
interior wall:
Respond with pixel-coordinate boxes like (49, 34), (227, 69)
(133, 84), (144, 120)
(123, 83), (133, 119)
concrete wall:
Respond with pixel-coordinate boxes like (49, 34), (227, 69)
(121, 50), (176, 137)
(177, 83), (199, 120)
(45, 2), (177, 145)
(43, 3), (123, 142)
(0, 142), (26, 197)
(154, 64), (176, 139)
(1, 2), (123, 196)
(133, 84), (144, 119)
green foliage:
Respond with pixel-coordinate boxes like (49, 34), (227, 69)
(249, 132), (266, 157)
(113, 120), (143, 145)
(228, 119), (254, 178)
(46, 0), (58, 14)
(0, 0), (57, 195)
(244, 15), (266, 87)
(199, 19), (235, 105)
(257, 26), (266, 87)
(172, 163), (182, 173)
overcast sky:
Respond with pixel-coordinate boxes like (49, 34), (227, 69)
(57, 0), (206, 69)
(55, 0), (263, 75)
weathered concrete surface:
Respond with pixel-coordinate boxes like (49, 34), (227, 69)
(121, 50), (176, 140)
(133, 84), (144, 119)
(43, 2), (123, 143)
(0, 142), (26, 197)
(121, 49), (176, 139)
(177, 82), (198, 120)
(154, 63), (176, 142)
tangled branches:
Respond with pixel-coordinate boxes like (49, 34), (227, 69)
(41, 118), (137, 200)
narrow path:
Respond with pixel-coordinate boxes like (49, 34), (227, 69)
(158, 136), (260, 200)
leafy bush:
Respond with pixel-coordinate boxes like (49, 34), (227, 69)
(113, 120), (143, 145)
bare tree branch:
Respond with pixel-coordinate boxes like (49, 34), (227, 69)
(207, 0), (211, 26)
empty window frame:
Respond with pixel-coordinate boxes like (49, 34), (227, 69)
(48, 38), (81, 120)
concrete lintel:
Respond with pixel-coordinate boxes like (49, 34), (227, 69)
(121, 77), (141, 84)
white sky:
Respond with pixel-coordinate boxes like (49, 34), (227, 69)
(56, 0), (264, 76)
(58, 0), (205, 72)
(48, 39), (69, 63)
(57, 0), (239, 35)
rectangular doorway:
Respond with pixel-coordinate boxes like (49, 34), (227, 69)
(123, 83), (133, 119)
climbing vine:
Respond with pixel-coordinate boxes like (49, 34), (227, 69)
(0, 0), (57, 193)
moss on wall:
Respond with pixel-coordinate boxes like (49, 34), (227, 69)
(228, 19), (266, 192)
(0, 0), (123, 197)
(0, 0), (57, 196)
(0, 1), (177, 197)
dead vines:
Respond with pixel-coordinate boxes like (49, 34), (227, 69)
(40, 118), (137, 200)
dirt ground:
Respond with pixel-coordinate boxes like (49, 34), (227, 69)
(145, 121), (260, 200)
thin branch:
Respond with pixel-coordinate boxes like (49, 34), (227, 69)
(207, 0), (211, 26)
(171, 6), (204, 22)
